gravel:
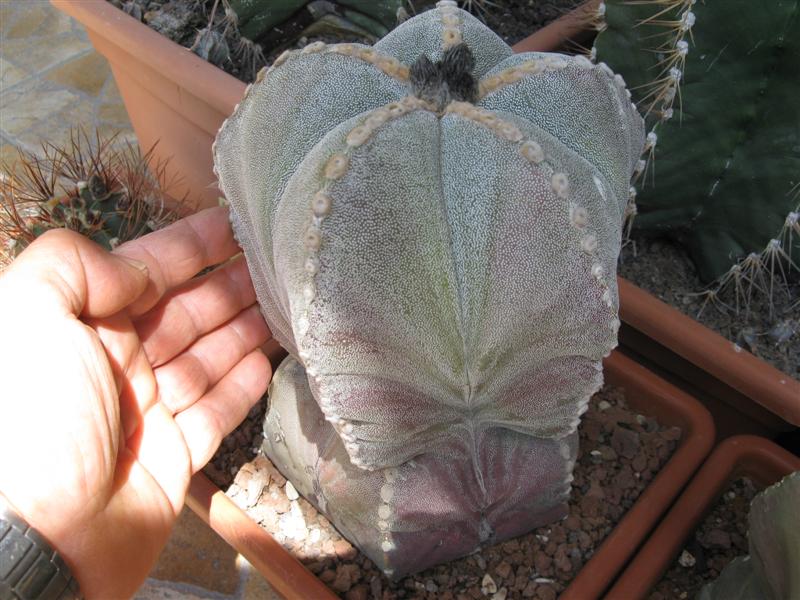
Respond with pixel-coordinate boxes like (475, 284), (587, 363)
(115, 0), (585, 84)
(204, 385), (682, 599)
(648, 478), (758, 600)
(619, 236), (799, 380)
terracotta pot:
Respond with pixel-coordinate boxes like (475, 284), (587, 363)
(559, 350), (714, 599)
(186, 473), (337, 600)
(186, 350), (713, 599)
(54, 0), (800, 434)
(49, 0), (598, 210)
(50, 0), (246, 209)
(607, 435), (800, 599)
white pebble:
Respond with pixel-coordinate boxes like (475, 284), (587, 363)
(285, 481), (299, 501)
(481, 574), (497, 594)
(679, 549), (696, 567)
(492, 589), (508, 600)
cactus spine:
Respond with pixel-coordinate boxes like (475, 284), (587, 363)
(0, 130), (185, 266)
(592, 0), (800, 317)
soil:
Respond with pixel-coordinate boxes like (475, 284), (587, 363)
(204, 385), (681, 599)
(110, 0), (584, 84)
(648, 477), (759, 600)
(619, 236), (800, 380)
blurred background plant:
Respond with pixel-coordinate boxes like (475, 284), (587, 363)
(112, 0), (500, 80)
(698, 470), (800, 600)
(0, 128), (191, 269)
(590, 0), (800, 327)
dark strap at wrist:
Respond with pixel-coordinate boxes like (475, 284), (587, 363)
(0, 502), (81, 600)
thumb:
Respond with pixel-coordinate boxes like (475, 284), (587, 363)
(0, 228), (150, 319)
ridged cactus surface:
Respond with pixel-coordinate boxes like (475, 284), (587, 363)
(214, 1), (643, 576)
(229, 0), (405, 42)
(594, 0), (800, 281)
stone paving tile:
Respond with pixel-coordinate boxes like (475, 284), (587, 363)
(241, 561), (284, 600)
(0, 57), (27, 89)
(1, 76), (84, 138)
(0, 1), (133, 157)
(135, 579), (235, 600)
(45, 51), (110, 97)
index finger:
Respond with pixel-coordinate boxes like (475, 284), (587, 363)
(114, 206), (242, 317)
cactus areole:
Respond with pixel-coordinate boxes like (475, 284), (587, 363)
(213, 0), (645, 577)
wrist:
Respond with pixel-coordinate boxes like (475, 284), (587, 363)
(0, 492), (82, 599)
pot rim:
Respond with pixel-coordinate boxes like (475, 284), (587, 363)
(186, 349), (714, 600)
(606, 434), (800, 600)
(50, 0), (244, 116)
(559, 350), (715, 599)
(517, 1), (800, 425)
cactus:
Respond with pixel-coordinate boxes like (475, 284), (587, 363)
(229, 0), (406, 42)
(214, 0), (643, 576)
(199, 0), (406, 77)
(0, 129), (186, 267)
(698, 471), (800, 600)
(591, 0), (800, 289)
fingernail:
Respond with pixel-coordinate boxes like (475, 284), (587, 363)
(117, 254), (149, 275)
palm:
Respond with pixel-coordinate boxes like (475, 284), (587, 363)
(0, 207), (271, 599)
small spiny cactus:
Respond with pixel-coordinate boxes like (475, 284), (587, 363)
(0, 129), (188, 267)
(214, 0), (643, 576)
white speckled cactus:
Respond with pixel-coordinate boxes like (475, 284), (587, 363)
(213, 0), (644, 577)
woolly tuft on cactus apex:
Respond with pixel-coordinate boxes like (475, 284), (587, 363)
(214, 3), (643, 577)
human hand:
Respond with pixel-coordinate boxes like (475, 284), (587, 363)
(0, 206), (272, 599)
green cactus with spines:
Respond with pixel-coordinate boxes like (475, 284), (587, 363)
(592, 0), (800, 284)
(228, 0), (406, 44)
(0, 130), (185, 266)
(698, 470), (800, 600)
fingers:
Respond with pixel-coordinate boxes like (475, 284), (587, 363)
(85, 312), (158, 440)
(0, 228), (149, 319)
(135, 256), (258, 367)
(155, 304), (271, 414)
(174, 350), (271, 473)
(114, 206), (241, 317)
